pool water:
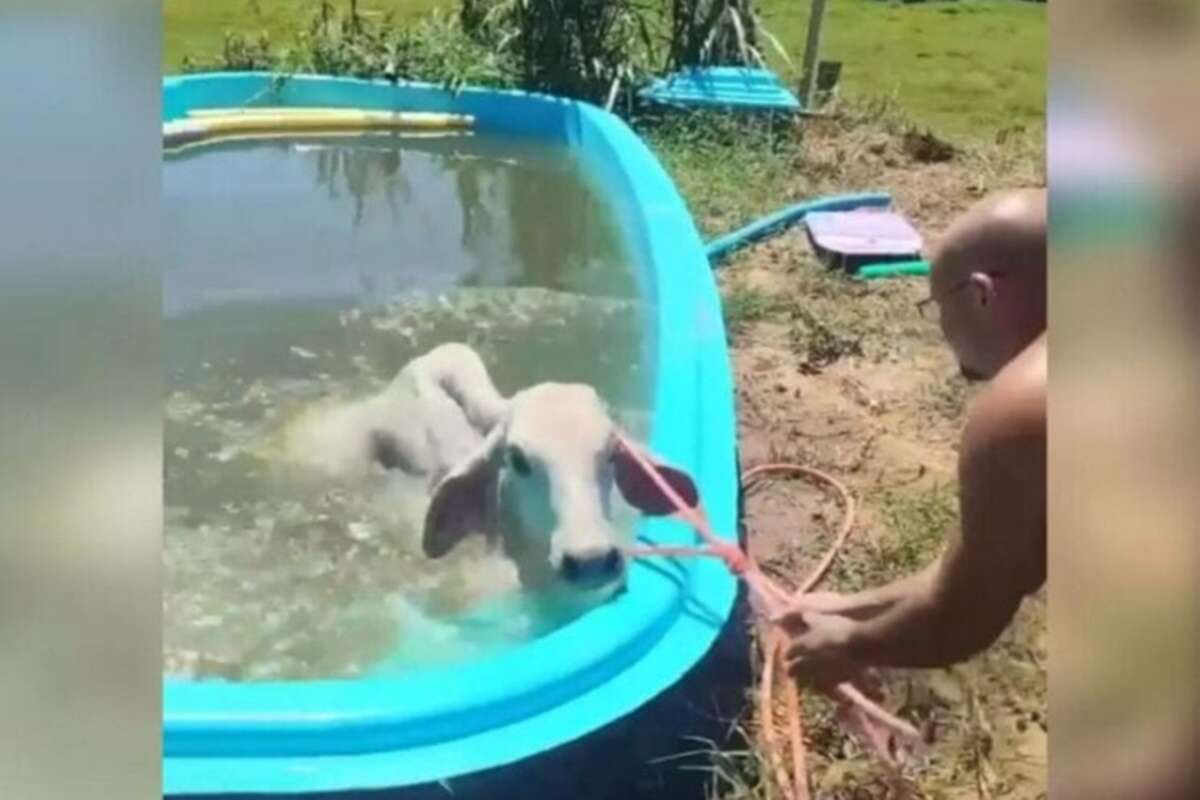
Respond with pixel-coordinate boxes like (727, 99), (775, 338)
(164, 133), (652, 681)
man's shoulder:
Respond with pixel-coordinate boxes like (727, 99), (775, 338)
(963, 336), (1046, 471)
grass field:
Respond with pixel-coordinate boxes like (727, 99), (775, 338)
(164, 0), (1045, 141)
(759, 0), (1045, 138)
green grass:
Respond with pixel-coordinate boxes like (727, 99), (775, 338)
(721, 283), (788, 337)
(831, 484), (957, 593)
(758, 0), (1046, 140)
(163, 0), (444, 71)
(165, 0), (1044, 141)
(641, 113), (802, 238)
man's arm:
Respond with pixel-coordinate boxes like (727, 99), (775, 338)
(844, 377), (1046, 667)
(782, 364), (1046, 677)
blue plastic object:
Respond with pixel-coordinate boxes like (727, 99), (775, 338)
(705, 192), (892, 266)
(162, 73), (738, 796)
(639, 66), (801, 111)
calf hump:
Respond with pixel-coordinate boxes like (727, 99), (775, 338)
(428, 344), (509, 433)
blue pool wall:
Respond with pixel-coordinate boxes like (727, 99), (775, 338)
(163, 73), (739, 796)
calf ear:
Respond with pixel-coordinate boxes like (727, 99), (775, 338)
(611, 437), (700, 516)
(423, 425), (504, 558)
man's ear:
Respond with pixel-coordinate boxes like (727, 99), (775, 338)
(970, 272), (997, 307)
(610, 435), (700, 516)
(423, 424), (505, 558)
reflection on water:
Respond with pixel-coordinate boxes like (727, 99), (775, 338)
(165, 133), (636, 317)
(164, 135), (651, 681)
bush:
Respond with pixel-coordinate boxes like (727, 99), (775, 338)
(181, 30), (275, 73)
(180, 0), (789, 107)
(463, 0), (659, 103)
(666, 0), (789, 71)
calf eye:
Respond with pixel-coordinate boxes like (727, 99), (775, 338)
(509, 446), (531, 476)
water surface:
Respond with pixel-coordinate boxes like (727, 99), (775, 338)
(164, 133), (652, 680)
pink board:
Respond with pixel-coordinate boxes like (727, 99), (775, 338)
(805, 210), (924, 258)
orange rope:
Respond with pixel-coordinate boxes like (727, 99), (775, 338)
(742, 462), (856, 800)
(785, 669), (809, 800)
(741, 462), (857, 595)
(616, 436), (921, 799)
(760, 629), (810, 800)
(759, 634), (793, 795)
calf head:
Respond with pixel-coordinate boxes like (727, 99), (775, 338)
(422, 383), (698, 594)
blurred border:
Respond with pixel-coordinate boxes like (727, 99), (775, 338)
(0, 1), (161, 798)
(1050, 2), (1199, 798)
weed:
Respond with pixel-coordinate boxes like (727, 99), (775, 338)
(823, 93), (914, 138)
(786, 306), (863, 369)
(722, 283), (787, 337)
(181, 3), (519, 92)
(181, 29), (275, 73)
(831, 484), (956, 593)
(474, 0), (657, 102)
(643, 110), (803, 237)
(657, 733), (773, 800)
(966, 124), (1046, 192)
(175, 1), (788, 106)
(666, 1), (791, 72)
(901, 128), (957, 164)
(921, 373), (970, 423)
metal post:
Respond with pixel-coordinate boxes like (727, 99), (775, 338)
(800, 0), (828, 109)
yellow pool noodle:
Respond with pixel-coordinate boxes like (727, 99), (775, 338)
(187, 106), (431, 118)
(163, 109), (474, 149)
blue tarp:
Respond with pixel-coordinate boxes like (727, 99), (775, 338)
(639, 66), (802, 112)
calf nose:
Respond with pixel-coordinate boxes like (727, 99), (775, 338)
(560, 547), (625, 588)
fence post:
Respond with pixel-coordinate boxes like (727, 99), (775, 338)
(800, 0), (828, 109)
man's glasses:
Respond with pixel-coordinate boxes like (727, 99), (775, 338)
(915, 294), (939, 321)
(915, 273), (1003, 321)
(915, 280), (968, 322)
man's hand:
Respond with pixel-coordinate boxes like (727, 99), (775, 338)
(778, 607), (864, 688)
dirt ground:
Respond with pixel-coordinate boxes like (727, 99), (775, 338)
(711, 118), (1048, 799)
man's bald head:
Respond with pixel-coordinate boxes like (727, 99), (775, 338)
(933, 188), (1047, 289)
(929, 188), (1047, 381)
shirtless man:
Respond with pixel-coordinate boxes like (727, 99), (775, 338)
(781, 188), (1047, 685)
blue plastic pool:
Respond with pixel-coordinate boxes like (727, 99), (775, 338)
(162, 73), (738, 796)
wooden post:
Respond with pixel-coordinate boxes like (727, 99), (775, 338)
(800, 0), (828, 109)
